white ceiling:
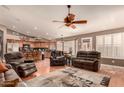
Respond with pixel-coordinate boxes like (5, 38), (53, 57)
(0, 5), (124, 39)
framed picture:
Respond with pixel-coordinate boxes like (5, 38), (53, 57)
(81, 37), (92, 51)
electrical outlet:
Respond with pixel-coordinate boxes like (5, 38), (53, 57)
(112, 60), (115, 64)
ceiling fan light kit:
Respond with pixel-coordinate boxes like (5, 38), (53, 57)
(53, 5), (87, 29)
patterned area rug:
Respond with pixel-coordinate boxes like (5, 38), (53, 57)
(25, 67), (111, 87)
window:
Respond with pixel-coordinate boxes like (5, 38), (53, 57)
(7, 43), (19, 53)
(96, 35), (104, 57)
(113, 33), (121, 58)
(104, 34), (112, 57)
(56, 41), (63, 51)
(64, 40), (75, 55)
(75, 39), (78, 55)
(96, 32), (124, 59)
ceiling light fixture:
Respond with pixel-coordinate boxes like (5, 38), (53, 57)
(12, 32), (15, 35)
(12, 25), (16, 29)
(34, 26), (38, 30)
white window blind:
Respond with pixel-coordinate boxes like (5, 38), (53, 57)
(64, 40), (75, 55)
(104, 34), (112, 57)
(112, 33), (122, 59)
(7, 43), (19, 53)
(56, 41), (63, 51)
(75, 39), (78, 55)
(96, 35), (104, 57)
(96, 32), (124, 59)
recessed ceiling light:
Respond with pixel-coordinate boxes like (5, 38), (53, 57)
(12, 32), (15, 35)
(34, 26), (38, 30)
(12, 25), (16, 29)
(26, 32), (30, 34)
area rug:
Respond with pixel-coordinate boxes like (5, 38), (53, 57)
(25, 67), (111, 87)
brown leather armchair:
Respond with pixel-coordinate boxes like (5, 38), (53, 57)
(4, 52), (37, 77)
(50, 50), (66, 66)
(72, 51), (101, 72)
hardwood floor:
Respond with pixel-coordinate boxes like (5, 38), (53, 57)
(22, 58), (124, 87)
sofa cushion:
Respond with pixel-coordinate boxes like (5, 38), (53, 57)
(87, 51), (100, 59)
(77, 57), (87, 60)
(73, 58), (95, 65)
(85, 58), (97, 61)
(74, 59), (94, 64)
(77, 51), (87, 58)
(0, 63), (8, 73)
(18, 63), (36, 70)
(9, 62), (23, 67)
(4, 52), (24, 63)
(72, 58), (80, 62)
(56, 56), (65, 61)
(0, 73), (5, 82)
(56, 56), (64, 59)
(21, 68), (37, 76)
(4, 69), (21, 81)
(0, 78), (19, 87)
(5, 64), (12, 69)
(16, 52), (24, 58)
(9, 58), (24, 63)
(6, 53), (18, 59)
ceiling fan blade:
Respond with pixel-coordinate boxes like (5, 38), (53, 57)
(72, 20), (87, 24)
(52, 20), (64, 23)
(70, 24), (76, 29)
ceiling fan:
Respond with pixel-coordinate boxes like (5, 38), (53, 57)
(53, 5), (87, 29)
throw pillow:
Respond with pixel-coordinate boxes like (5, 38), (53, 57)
(0, 62), (8, 73)
(0, 78), (20, 87)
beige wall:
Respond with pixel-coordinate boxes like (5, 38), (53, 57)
(0, 25), (7, 55)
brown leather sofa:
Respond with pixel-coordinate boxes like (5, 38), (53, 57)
(50, 50), (66, 66)
(4, 52), (37, 77)
(72, 51), (101, 72)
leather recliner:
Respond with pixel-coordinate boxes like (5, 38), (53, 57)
(50, 50), (66, 66)
(72, 51), (101, 72)
(4, 52), (37, 77)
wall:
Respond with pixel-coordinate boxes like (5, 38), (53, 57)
(57, 27), (124, 67)
(101, 58), (124, 67)
(0, 25), (7, 56)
